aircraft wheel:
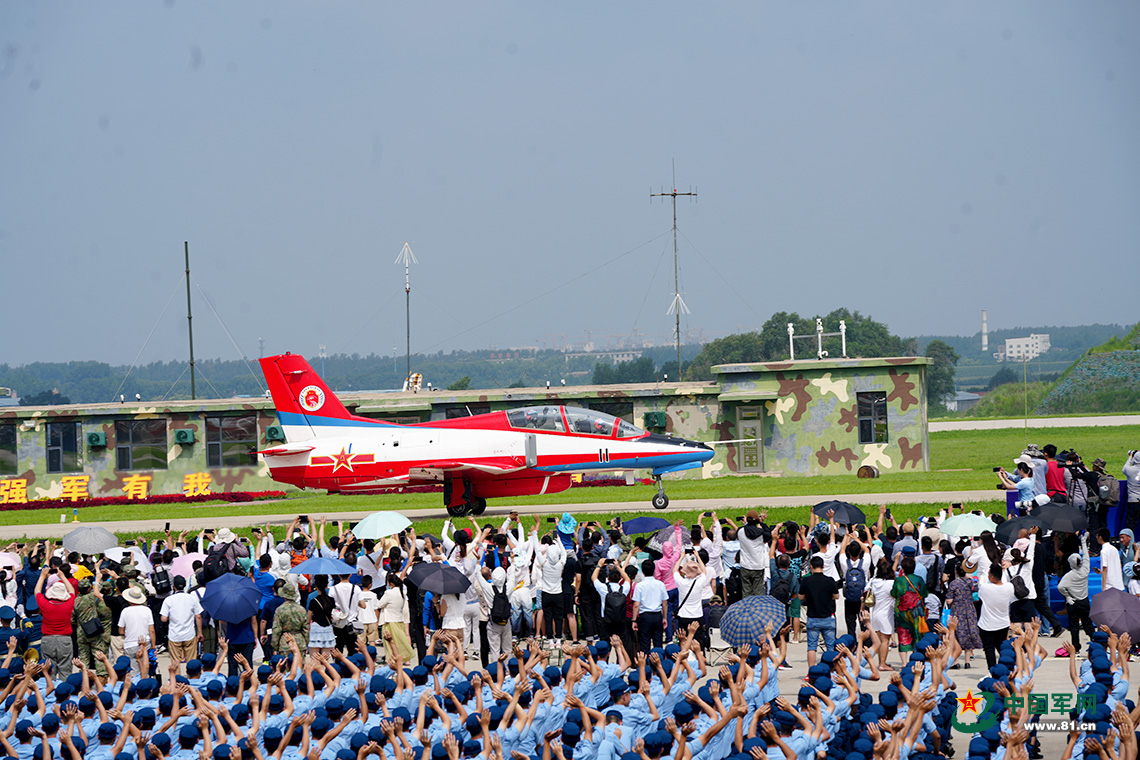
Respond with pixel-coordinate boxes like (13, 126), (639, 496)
(651, 493), (669, 510)
(470, 498), (487, 516)
(447, 503), (468, 518)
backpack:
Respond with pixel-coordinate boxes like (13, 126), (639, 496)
(1008, 567), (1030, 600)
(291, 549), (311, 591)
(490, 585), (511, 626)
(925, 556), (943, 596)
(842, 559), (867, 603)
(1098, 474), (1120, 507)
(203, 551), (228, 582)
(152, 567), (173, 596)
(604, 584), (628, 626)
(769, 569), (793, 605)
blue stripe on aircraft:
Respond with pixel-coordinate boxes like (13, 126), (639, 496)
(277, 411), (397, 428)
(536, 451), (712, 473)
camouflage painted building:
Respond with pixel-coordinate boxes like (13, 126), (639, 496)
(0, 356), (928, 502)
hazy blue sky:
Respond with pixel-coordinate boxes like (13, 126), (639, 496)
(2, 2), (1137, 365)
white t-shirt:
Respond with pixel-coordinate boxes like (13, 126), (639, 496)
(632, 578), (669, 614)
(672, 574), (709, 619)
(159, 592), (203, 643)
(1102, 546), (1125, 591)
(121, 604), (155, 648)
(357, 590), (379, 625)
(977, 577), (1016, 631)
(814, 544), (842, 582)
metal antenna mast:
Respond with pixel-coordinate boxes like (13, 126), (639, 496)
(184, 241), (196, 400)
(650, 160), (696, 382)
(395, 242), (418, 384)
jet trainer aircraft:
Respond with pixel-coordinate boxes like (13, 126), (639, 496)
(259, 353), (714, 516)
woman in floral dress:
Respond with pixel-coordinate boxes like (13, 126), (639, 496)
(944, 562), (981, 667)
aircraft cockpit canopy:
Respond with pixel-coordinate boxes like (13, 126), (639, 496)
(506, 406), (644, 438)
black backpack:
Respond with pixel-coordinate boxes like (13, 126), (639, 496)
(490, 585), (511, 626)
(203, 551), (228, 582)
(1008, 567), (1030, 600)
(842, 559), (866, 603)
(925, 556), (943, 596)
(769, 569), (793, 605)
(603, 584), (628, 626)
(152, 567), (173, 596)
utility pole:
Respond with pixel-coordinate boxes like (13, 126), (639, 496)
(184, 241), (196, 400)
(651, 161), (696, 382)
(258, 337), (265, 359)
(395, 242), (418, 384)
(319, 344), (326, 376)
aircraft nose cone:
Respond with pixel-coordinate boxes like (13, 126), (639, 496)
(645, 433), (714, 457)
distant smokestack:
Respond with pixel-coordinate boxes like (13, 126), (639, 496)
(981, 309), (989, 352)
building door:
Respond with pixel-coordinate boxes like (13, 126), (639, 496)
(737, 407), (763, 473)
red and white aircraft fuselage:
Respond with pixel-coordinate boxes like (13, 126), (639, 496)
(259, 353), (713, 515)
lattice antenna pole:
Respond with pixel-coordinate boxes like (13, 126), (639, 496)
(395, 242), (418, 383)
(650, 160), (697, 382)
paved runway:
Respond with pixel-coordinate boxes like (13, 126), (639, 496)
(930, 413), (1140, 431)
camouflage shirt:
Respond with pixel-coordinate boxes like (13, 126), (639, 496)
(270, 601), (308, 652)
(73, 593), (111, 630)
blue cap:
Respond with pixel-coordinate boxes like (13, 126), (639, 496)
(268, 694), (284, 709)
(113, 657), (131, 673)
(262, 728), (283, 745)
(412, 665), (429, 681)
(815, 677), (833, 694)
(0, 607), (13, 620)
(213, 745), (231, 760)
(206, 680), (223, 696)
(543, 665), (562, 683)
(431, 745), (448, 760)
(465, 715), (482, 733)
(134, 708), (156, 728)
(462, 741), (481, 757)
(116, 753), (133, 760)
(608, 677), (629, 695)
(201, 653), (217, 666)
(185, 659), (202, 674)
(41, 714), (60, 733)
(311, 718), (333, 737)
(151, 735), (172, 753)
(98, 723), (119, 739)
(337, 751), (357, 760)
(325, 698), (344, 717)
(230, 705), (250, 725)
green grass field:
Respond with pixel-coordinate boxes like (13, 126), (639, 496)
(6, 424), (1134, 532)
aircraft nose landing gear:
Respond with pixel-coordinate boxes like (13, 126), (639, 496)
(651, 476), (669, 510)
(444, 478), (486, 517)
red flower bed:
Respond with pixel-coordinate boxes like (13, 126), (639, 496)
(0, 490), (287, 512)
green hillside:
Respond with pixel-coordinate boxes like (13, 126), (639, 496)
(1036, 324), (1140, 414)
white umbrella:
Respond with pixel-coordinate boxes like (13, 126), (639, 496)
(0, 553), (20, 570)
(104, 546), (154, 574)
(939, 514), (998, 538)
(352, 511), (412, 540)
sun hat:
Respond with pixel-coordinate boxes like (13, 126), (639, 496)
(45, 583), (71, 602)
(123, 586), (147, 605)
(216, 528), (237, 544)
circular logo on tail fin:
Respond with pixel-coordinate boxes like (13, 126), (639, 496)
(298, 385), (325, 412)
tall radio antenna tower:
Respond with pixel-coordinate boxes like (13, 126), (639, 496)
(395, 242), (418, 383)
(650, 160), (696, 382)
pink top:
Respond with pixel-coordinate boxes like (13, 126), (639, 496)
(654, 526), (684, 591)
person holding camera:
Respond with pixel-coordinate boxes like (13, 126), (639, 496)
(998, 461), (1037, 506)
(1125, 450), (1140, 535)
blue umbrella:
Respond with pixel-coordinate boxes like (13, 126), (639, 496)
(289, 556), (357, 576)
(718, 595), (787, 646)
(200, 574), (261, 624)
(622, 517), (670, 535)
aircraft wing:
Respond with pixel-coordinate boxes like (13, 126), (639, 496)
(408, 459), (528, 480)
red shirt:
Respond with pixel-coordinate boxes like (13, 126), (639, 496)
(35, 593), (75, 636)
(1045, 460), (1068, 497)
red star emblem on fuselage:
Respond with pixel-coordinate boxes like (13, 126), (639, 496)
(957, 689), (982, 715)
(331, 447), (355, 474)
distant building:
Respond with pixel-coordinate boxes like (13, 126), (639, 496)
(998, 334), (1051, 362)
(945, 391), (983, 413)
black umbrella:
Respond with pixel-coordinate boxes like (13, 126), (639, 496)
(1032, 503), (1087, 534)
(406, 562), (471, 596)
(995, 516), (1048, 547)
(811, 501), (867, 525)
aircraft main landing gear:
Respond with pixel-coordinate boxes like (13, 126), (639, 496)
(651, 476), (669, 510)
(445, 479), (485, 517)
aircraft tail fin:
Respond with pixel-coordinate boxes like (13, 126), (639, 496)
(260, 353), (393, 438)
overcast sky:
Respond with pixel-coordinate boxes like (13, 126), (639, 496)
(2, 2), (1137, 366)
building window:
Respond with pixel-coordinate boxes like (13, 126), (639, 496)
(446, 404), (490, 419)
(0, 425), (15, 476)
(206, 415), (258, 467)
(46, 422), (81, 474)
(115, 419), (168, 471)
(857, 392), (888, 444)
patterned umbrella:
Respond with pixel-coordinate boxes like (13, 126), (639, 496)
(718, 595), (787, 646)
(648, 526), (692, 554)
(940, 514), (998, 539)
(1091, 588), (1140, 641)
